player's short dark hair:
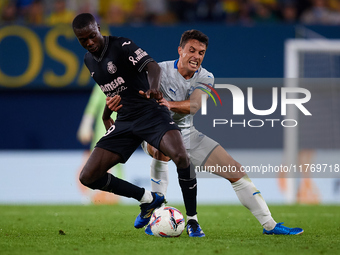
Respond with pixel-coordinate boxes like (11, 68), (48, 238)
(179, 30), (209, 48)
(72, 13), (96, 30)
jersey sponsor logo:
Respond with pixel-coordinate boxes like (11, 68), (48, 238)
(134, 48), (148, 61)
(122, 41), (131, 46)
(105, 86), (127, 97)
(169, 87), (178, 96)
(169, 121), (175, 125)
(99, 77), (125, 92)
(107, 61), (117, 74)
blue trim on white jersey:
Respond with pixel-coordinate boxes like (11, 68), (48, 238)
(174, 59), (179, 69)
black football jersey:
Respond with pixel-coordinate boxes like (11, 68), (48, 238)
(84, 36), (159, 120)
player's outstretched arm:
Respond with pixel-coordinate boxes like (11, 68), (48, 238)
(141, 61), (162, 100)
(158, 89), (206, 114)
(158, 98), (190, 114)
(188, 89), (205, 114)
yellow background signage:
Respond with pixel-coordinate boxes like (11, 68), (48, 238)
(0, 25), (93, 89)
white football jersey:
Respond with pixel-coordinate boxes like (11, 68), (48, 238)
(159, 60), (214, 130)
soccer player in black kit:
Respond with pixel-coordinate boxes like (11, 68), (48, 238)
(72, 13), (204, 236)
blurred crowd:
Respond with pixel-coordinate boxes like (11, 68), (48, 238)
(1, 0), (340, 26)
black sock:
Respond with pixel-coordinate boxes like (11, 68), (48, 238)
(86, 173), (145, 201)
(177, 164), (197, 217)
(178, 178), (197, 216)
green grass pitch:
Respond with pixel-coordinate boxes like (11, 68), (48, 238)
(0, 204), (339, 255)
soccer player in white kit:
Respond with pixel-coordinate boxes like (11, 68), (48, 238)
(107, 29), (304, 236)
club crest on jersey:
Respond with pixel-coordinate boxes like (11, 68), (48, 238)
(107, 61), (117, 74)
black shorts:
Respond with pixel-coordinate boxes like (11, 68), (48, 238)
(95, 107), (180, 163)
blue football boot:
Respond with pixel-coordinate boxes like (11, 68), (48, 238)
(186, 219), (205, 237)
(134, 192), (165, 229)
(263, 222), (304, 235)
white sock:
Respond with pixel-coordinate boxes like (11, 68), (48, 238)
(187, 214), (198, 222)
(150, 158), (168, 196)
(139, 190), (153, 204)
(231, 175), (276, 230)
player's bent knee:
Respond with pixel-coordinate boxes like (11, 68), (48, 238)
(79, 170), (93, 187)
(78, 174), (88, 187)
(171, 152), (189, 168)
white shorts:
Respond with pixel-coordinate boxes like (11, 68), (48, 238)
(141, 127), (219, 167)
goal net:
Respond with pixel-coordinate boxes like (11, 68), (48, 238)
(284, 39), (340, 203)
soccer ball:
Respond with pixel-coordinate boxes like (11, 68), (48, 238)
(150, 206), (185, 237)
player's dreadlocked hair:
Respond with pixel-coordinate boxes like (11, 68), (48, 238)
(72, 13), (96, 30)
(179, 30), (209, 49)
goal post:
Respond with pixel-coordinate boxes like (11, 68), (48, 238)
(284, 39), (340, 204)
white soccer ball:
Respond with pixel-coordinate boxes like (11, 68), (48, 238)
(150, 206), (185, 237)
